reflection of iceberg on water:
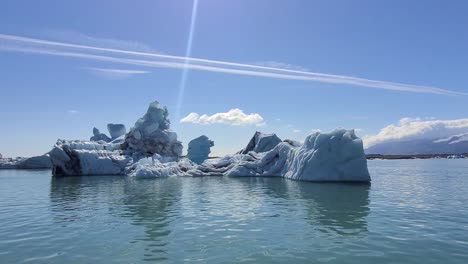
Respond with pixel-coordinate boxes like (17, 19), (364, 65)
(227, 177), (370, 234)
(50, 101), (370, 182)
(49, 176), (179, 262)
(291, 182), (370, 234)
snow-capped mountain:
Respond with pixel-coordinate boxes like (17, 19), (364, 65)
(365, 133), (468, 155)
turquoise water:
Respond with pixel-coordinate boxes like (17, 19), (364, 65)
(1, 159), (468, 263)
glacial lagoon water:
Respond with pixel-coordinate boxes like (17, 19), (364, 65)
(1, 159), (468, 263)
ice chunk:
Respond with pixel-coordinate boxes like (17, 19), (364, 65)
(50, 139), (131, 175)
(74, 150), (131, 175)
(0, 154), (52, 169)
(91, 129), (370, 181)
(107, 124), (126, 139)
(17, 154), (52, 169)
(238, 132), (282, 154)
(187, 135), (214, 164)
(226, 129), (371, 182)
(48, 100), (370, 182)
(283, 139), (302, 147)
(124, 101), (183, 158)
(90, 127), (111, 142)
(126, 158), (196, 178)
(110, 135), (126, 144)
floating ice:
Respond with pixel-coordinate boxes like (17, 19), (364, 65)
(126, 157), (195, 178)
(0, 154), (52, 169)
(226, 129), (371, 181)
(187, 135), (214, 164)
(238, 132), (282, 154)
(49, 139), (131, 176)
(124, 101), (182, 158)
(107, 124), (126, 140)
(49, 101), (371, 182)
(90, 127), (111, 142)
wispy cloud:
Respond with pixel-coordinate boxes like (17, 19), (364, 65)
(0, 33), (466, 96)
(253, 61), (309, 71)
(42, 30), (158, 53)
(293, 129), (302, 133)
(86, 67), (150, 79)
(363, 117), (468, 147)
(180, 109), (264, 126)
(67, 109), (79, 114)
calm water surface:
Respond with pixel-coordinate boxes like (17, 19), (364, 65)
(1, 159), (468, 263)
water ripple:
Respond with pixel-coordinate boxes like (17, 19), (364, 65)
(0, 160), (468, 263)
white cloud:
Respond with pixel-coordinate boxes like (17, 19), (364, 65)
(0, 33), (466, 96)
(67, 110), (79, 114)
(180, 109), (264, 126)
(179, 112), (200, 123)
(310, 128), (322, 133)
(293, 129), (302, 133)
(86, 67), (150, 79)
(363, 117), (468, 147)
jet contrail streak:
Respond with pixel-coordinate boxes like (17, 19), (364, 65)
(0, 33), (466, 96)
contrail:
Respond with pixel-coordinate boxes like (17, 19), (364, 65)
(0, 33), (466, 96)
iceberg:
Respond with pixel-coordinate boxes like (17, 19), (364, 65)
(226, 130), (371, 181)
(238, 131), (282, 154)
(90, 127), (111, 142)
(50, 139), (131, 176)
(0, 154), (52, 169)
(49, 101), (371, 182)
(51, 101), (182, 176)
(123, 101), (183, 158)
(187, 135), (214, 164)
(126, 156), (194, 178)
(124, 129), (370, 182)
(90, 124), (126, 143)
(107, 124), (126, 140)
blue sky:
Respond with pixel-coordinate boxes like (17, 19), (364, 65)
(1, 0), (468, 157)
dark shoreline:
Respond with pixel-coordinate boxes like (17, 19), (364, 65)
(366, 153), (468, 160)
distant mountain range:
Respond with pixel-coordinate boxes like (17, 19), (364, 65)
(365, 133), (468, 155)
